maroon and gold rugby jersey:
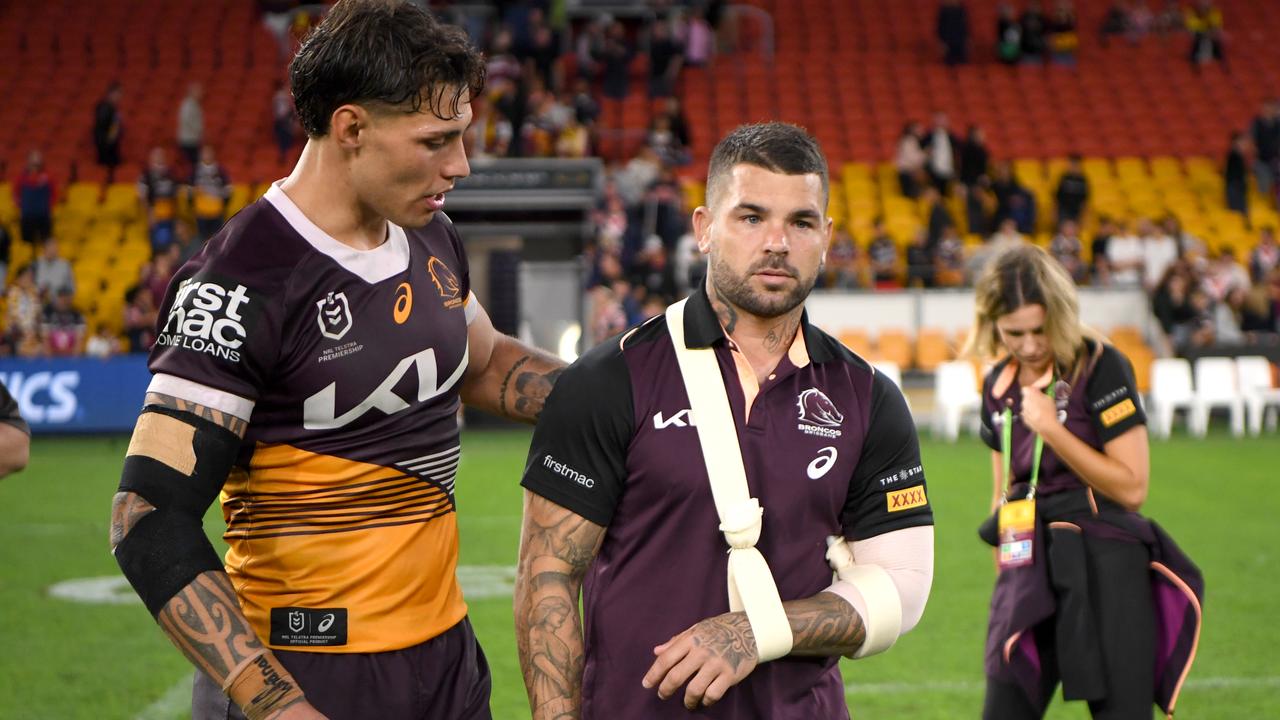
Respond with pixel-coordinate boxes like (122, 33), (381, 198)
(148, 183), (476, 653)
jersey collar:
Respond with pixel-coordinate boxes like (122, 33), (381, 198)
(681, 283), (835, 364)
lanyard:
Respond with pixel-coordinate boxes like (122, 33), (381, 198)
(1001, 380), (1056, 500)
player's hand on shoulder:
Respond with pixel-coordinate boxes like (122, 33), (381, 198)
(266, 699), (329, 720)
(642, 612), (759, 710)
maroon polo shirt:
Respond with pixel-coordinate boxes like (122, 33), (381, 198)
(521, 286), (933, 719)
(979, 340), (1147, 499)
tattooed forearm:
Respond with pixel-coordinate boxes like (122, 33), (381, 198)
(513, 366), (564, 422)
(497, 356), (531, 420)
(515, 493), (606, 720)
(785, 592), (867, 657)
(158, 571), (304, 717)
(109, 491), (156, 549)
(144, 392), (248, 437)
(471, 337), (566, 424)
(156, 571), (266, 681)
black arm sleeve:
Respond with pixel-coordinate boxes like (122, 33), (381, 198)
(1086, 344), (1148, 443)
(520, 339), (634, 526)
(0, 381), (30, 436)
(114, 406), (240, 617)
(842, 371), (934, 540)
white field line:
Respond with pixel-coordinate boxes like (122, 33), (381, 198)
(133, 673), (192, 720)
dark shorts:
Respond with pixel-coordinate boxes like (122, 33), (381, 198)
(192, 617), (492, 720)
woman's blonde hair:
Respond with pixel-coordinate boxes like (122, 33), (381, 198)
(966, 244), (1099, 380)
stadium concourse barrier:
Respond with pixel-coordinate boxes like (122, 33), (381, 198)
(0, 355), (150, 433)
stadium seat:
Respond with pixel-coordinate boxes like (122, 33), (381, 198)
(874, 330), (912, 369)
(1190, 357), (1245, 438)
(838, 329), (872, 359)
(931, 360), (981, 442)
(914, 329), (953, 372)
(1149, 358), (1194, 439)
(1235, 356), (1280, 436)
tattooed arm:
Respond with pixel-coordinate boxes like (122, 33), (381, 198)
(110, 393), (325, 720)
(460, 299), (566, 423)
(514, 491), (606, 720)
(641, 592), (866, 710)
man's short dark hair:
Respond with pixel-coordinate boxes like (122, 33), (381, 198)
(705, 122), (828, 208)
(289, 0), (486, 138)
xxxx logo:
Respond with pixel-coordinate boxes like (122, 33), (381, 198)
(886, 486), (927, 512)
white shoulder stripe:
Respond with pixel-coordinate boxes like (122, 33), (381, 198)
(147, 374), (256, 421)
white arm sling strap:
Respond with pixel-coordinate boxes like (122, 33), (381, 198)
(664, 298), (794, 661)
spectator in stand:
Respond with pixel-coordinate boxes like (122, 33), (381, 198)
(1100, 1), (1130, 45)
(14, 150), (56, 246)
(1152, 264), (1197, 339)
(1239, 284), (1277, 334)
(1185, 0), (1225, 67)
(614, 146), (661, 207)
(821, 230), (862, 289)
(1106, 221), (1145, 287)
(522, 12), (560, 92)
(1251, 99), (1280, 201)
(906, 229), (936, 287)
(1250, 227), (1280, 283)
(1153, 0), (1183, 34)
(33, 238), (73, 299)
(997, 2), (1022, 64)
(646, 114), (688, 167)
(969, 217), (1026, 280)
(934, 227), (966, 287)
(1162, 215), (1204, 259)
(896, 121), (928, 199)
(659, 97), (692, 149)
(1180, 287), (1218, 350)
(648, 20), (684, 98)
(966, 175), (996, 236)
(1225, 131), (1250, 220)
(521, 89), (571, 157)
(991, 160), (1037, 234)
(0, 223), (10, 292)
(574, 17), (607, 81)
(1047, 0), (1079, 64)
(868, 219), (903, 288)
(4, 266), (41, 357)
(1020, 0), (1049, 63)
(183, 146), (228, 247)
(571, 77), (601, 127)
(1140, 217), (1179, 290)
(1091, 216), (1117, 284)
(1055, 155), (1090, 224)
(925, 111), (959, 194)
(39, 288), (85, 357)
(147, 244), (181, 307)
(175, 83), (204, 170)
(1128, 0), (1156, 38)
(924, 186), (955, 248)
(272, 80), (295, 163)
(122, 286), (158, 353)
(467, 92), (514, 159)
(486, 28), (523, 87)
(601, 21), (633, 101)
(1202, 248), (1250, 302)
(680, 6), (716, 68)
(93, 82), (124, 182)
(138, 147), (180, 252)
(960, 125), (990, 190)
(937, 0), (969, 66)
(85, 325), (121, 359)
(555, 118), (591, 159)
(1051, 220), (1087, 283)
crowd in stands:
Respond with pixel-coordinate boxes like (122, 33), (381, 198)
(1, 0), (1274, 366)
(938, 0), (1226, 68)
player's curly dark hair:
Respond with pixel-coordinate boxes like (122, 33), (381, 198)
(705, 122), (829, 207)
(289, 0), (486, 138)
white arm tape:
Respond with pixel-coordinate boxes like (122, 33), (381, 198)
(824, 526), (935, 658)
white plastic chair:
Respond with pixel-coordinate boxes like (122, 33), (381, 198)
(932, 360), (981, 442)
(1190, 357), (1244, 437)
(874, 362), (911, 413)
(1148, 358), (1194, 439)
(1236, 356), (1280, 436)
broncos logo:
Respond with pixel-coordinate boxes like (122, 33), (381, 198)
(427, 257), (461, 299)
(797, 388), (844, 427)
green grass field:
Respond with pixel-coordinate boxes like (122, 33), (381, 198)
(1, 431), (1276, 719)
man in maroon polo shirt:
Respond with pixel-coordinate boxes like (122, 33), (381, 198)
(514, 123), (936, 719)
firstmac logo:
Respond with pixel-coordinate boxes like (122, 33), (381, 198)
(542, 455), (595, 489)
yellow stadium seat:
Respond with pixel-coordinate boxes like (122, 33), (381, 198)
(838, 329), (873, 358)
(0, 183), (16, 224)
(874, 330), (913, 369)
(915, 329), (953, 372)
(102, 184), (142, 222)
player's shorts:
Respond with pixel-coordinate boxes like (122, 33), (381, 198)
(192, 617), (491, 720)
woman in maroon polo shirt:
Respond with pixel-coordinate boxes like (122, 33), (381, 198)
(968, 244), (1203, 720)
